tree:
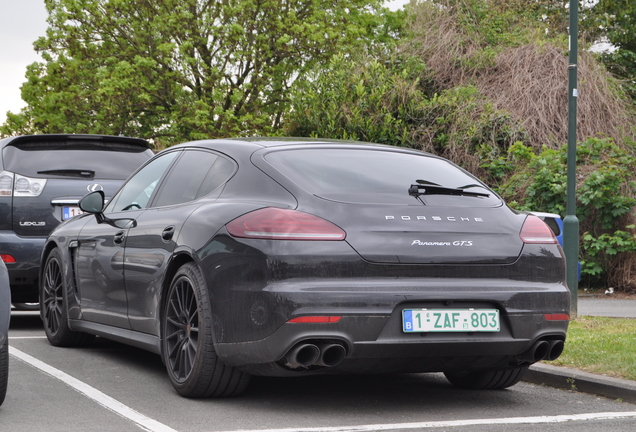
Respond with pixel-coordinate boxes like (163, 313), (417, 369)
(585, 0), (636, 99)
(1, 0), (396, 145)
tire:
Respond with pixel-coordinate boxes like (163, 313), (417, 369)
(162, 262), (250, 398)
(0, 338), (8, 406)
(444, 366), (529, 390)
(40, 248), (95, 347)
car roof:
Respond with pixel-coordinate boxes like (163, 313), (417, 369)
(169, 137), (434, 157)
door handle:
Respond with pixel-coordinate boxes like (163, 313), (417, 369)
(113, 231), (126, 244)
(162, 226), (175, 241)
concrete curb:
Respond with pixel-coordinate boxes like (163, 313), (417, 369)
(524, 363), (636, 403)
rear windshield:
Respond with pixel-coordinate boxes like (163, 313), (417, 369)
(2, 140), (153, 180)
(265, 148), (502, 206)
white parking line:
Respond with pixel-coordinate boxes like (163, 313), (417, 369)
(225, 411), (636, 432)
(9, 347), (178, 432)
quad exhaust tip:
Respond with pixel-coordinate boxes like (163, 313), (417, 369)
(286, 343), (321, 367)
(285, 341), (347, 368)
(520, 339), (564, 363)
(546, 340), (564, 361)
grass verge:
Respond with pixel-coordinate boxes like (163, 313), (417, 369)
(549, 316), (636, 381)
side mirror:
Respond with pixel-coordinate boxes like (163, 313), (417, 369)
(79, 190), (136, 228)
(79, 190), (105, 214)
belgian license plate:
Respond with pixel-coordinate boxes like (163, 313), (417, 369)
(402, 308), (500, 333)
(63, 206), (84, 220)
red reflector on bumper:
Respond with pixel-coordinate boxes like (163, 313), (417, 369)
(288, 316), (342, 323)
(0, 254), (16, 263)
(544, 313), (570, 321)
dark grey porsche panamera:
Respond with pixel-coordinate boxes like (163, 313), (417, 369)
(39, 138), (569, 398)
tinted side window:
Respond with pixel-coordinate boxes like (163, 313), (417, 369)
(106, 151), (180, 213)
(152, 150), (235, 207)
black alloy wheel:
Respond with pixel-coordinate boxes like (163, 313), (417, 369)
(162, 262), (250, 398)
(40, 248), (94, 347)
(164, 272), (199, 383)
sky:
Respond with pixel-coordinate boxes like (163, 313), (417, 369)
(0, 1), (410, 126)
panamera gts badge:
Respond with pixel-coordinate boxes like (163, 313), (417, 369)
(87, 183), (104, 192)
(411, 240), (473, 246)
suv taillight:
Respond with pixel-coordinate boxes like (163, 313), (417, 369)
(14, 174), (47, 197)
(0, 171), (13, 196)
(520, 215), (558, 244)
(0, 171), (47, 197)
(226, 208), (346, 240)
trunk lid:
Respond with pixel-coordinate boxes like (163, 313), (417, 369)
(327, 203), (525, 264)
(256, 145), (527, 265)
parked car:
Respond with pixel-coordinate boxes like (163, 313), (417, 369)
(0, 259), (10, 406)
(0, 134), (154, 304)
(40, 138), (570, 398)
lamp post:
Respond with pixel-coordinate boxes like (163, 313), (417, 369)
(564, 0), (579, 318)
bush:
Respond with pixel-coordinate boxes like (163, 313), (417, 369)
(496, 137), (636, 291)
(284, 53), (428, 146)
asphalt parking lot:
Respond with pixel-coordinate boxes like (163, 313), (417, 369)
(2, 307), (636, 432)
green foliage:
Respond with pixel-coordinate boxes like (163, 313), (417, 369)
(581, 228), (636, 278)
(285, 53), (428, 146)
(600, 49), (636, 100)
(1, 0), (400, 144)
(285, 53), (525, 178)
(450, 0), (546, 47)
(496, 137), (636, 286)
(552, 316), (636, 381)
(583, 0), (636, 100)
(429, 86), (526, 163)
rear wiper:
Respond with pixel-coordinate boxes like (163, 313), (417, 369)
(409, 180), (490, 198)
(37, 169), (95, 178)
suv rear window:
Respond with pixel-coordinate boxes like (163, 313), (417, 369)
(2, 140), (152, 180)
(265, 148), (502, 206)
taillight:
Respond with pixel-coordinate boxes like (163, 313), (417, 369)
(0, 171), (13, 196)
(0, 171), (47, 197)
(13, 174), (46, 197)
(226, 208), (346, 240)
(520, 215), (558, 244)
(0, 254), (16, 263)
